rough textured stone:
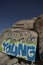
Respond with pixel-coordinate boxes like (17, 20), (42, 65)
(10, 28), (38, 44)
(12, 20), (35, 29)
(0, 14), (43, 65)
(0, 28), (38, 65)
(34, 15), (43, 61)
(21, 62), (27, 65)
(7, 58), (19, 65)
(0, 52), (10, 65)
(0, 29), (11, 46)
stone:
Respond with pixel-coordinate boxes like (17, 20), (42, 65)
(0, 26), (38, 62)
(7, 58), (19, 65)
(12, 20), (35, 29)
(34, 14), (43, 61)
(10, 28), (38, 43)
(0, 52), (10, 65)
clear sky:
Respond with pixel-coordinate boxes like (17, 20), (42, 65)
(0, 0), (43, 34)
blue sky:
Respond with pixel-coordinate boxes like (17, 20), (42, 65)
(0, 0), (43, 34)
